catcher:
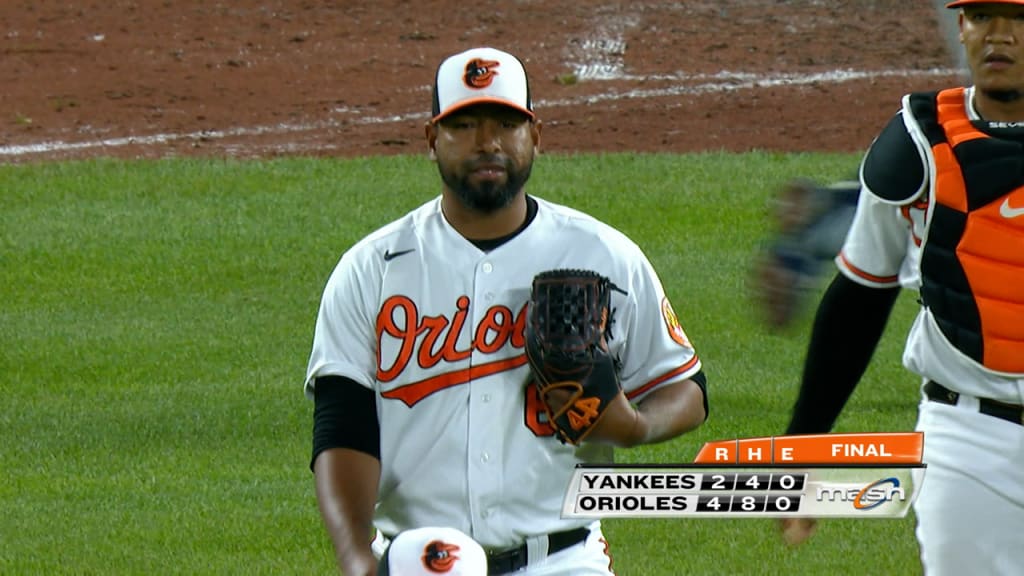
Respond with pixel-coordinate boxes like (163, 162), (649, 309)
(776, 3), (1024, 575)
(305, 46), (708, 576)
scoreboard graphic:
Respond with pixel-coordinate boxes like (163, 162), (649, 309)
(562, 432), (925, 518)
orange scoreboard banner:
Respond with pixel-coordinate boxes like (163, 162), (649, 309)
(561, 433), (925, 518)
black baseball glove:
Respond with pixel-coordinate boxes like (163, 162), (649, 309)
(525, 269), (623, 445)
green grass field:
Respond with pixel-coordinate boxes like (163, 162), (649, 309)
(1, 153), (923, 575)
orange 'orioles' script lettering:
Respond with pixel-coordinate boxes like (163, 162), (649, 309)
(377, 295), (529, 406)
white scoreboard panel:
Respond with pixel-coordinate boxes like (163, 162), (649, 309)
(563, 466), (924, 518)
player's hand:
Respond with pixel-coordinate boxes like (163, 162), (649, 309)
(754, 252), (800, 329)
(541, 387), (641, 447)
(585, 391), (644, 447)
(340, 548), (377, 576)
(778, 517), (817, 546)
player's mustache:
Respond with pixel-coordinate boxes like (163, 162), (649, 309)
(465, 154), (511, 171)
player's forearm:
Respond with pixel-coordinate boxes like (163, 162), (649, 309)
(785, 274), (900, 434)
(313, 447), (381, 575)
(633, 378), (707, 446)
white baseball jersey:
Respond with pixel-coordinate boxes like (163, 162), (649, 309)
(304, 195), (701, 550)
(838, 86), (1024, 403)
(840, 86), (1024, 576)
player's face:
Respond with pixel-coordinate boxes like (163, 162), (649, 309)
(961, 5), (1024, 95)
(429, 104), (540, 213)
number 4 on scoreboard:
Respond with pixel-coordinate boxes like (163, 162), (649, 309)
(733, 473), (772, 490)
(696, 495), (733, 512)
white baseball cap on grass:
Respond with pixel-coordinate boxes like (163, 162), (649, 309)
(430, 46), (534, 123)
(378, 526), (488, 575)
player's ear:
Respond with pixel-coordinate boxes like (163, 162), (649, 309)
(425, 121), (438, 160)
(531, 118), (542, 152)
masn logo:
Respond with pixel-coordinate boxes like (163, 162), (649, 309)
(815, 477), (906, 510)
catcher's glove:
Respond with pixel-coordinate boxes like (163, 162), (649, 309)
(525, 269), (623, 445)
(754, 178), (859, 329)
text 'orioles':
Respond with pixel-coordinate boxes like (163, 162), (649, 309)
(376, 295), (530, 406)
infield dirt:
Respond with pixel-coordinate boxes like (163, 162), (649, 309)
(1, 1), (960, 162)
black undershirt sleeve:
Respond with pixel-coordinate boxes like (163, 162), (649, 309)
(785, 274), (901, 435)
(311, 375), (380, 471)
(689, 370), (709, 421)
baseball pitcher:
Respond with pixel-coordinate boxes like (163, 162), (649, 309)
(305, 47), (708, 576)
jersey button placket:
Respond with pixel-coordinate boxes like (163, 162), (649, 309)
(467, 258), (506, 542)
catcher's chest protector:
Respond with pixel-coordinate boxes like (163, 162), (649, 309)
(909, 87), (1024, 373)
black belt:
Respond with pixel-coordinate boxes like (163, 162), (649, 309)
(924, 380), (1024, 426)
(486, 527), (590, 575)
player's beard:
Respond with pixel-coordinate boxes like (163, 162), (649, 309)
(440, 155), (533, 213)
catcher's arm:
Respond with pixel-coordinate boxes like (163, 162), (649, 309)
(775, 276), (899, 547)
(779, 517), (818, 546)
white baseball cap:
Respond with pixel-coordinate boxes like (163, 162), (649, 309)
(430, 47), (535, 124)
(378, 526), (489, 575)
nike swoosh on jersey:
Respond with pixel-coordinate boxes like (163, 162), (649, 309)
(383, 248), (416, 261)
(1000, 198), (1024, 219)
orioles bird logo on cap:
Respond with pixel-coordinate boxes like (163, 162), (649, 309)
(422, 540), (461, 573)
(463, 58), (500, 89)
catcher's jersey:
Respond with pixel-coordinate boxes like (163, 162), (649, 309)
(839, 86), (1024, 402)
(304, 196), (701, 549)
